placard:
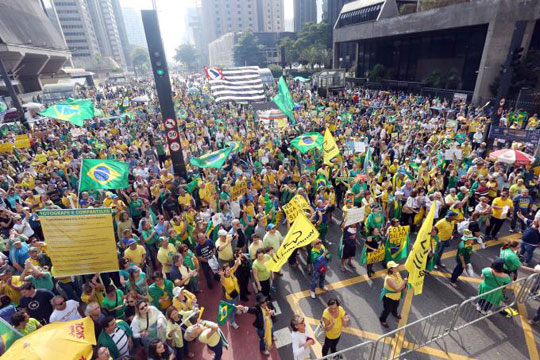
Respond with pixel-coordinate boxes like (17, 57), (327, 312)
(38, 208), (119, 276)
(230, 181), (247, 200)
(344, 206), (365, 227)
(14, 134), (30, 149)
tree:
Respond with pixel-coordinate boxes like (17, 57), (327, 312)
(233, 31), (266, 67)
(130, 46), (150, 74)
(174, 44), (200, 71)
(288, 22), (333, 68)
(278, 36), (299, 68)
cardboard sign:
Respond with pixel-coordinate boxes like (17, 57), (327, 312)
(0, 143), (13, 152)
(344, 206), (365, 227)
(230, 181), (247, 200)
(14, 134), (30, 149)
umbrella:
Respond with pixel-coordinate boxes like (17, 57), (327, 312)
(2, 317), (96, 360)
(22, 102), (44, 110)
(489, 149), (535, 165)
(131, 95), (149, 102)
(187, 87), (201, 95)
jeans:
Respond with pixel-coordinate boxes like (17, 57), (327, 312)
(486, 217), (505, 239)
(200, 261), (214, 289)
(208, 341), (223, 360)
(435, 240), (450, 266)
(450, 262), (465, 283)
(520, 242), (537, 265)
(379, 297), (400, 322)
(257, 328), (266, 352)
(310, 270), (326, 292)
(322, 336), (341, 356)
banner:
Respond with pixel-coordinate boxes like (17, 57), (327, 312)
(489, 126), (540, 145)
(282, 194), (311, 223)
(385, 225), (410, 262)
(323, 128), (340, 165)
(230, 181), (247, 200)
(38, 208), (119, 276)
(0, 143), (13, 153)
(344, 207), (365, 227)
(14, 134), (30, 149)
(405, 203), (436, 295)
(360, 243), (386, 264)
(265, 213), (319, 272)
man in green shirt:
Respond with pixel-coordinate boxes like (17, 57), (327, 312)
(450, 231), (475, 287)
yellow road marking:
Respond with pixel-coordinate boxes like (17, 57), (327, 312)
(514, 286), (540, 360)
(392, 289), (414, 356)
(429, 271), (483, 283)
(304, 317), (476, 360)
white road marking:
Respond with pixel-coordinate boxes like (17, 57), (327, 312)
(274, 327), (292, 348)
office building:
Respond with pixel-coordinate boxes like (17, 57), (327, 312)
(327, 0), (355, 27)
(86, 0), (126, 67)
(294, 0), (317, 32)
(111, 0), (131, 66)
(122, 7), (147, 48)
(261, 0), (284, 32)
(333, 0), (540, 103)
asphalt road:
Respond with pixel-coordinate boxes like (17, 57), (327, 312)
(271, 209), (540, 360)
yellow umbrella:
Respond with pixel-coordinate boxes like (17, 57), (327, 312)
(2, 317), (96, 360)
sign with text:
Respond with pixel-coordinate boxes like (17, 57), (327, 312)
(38, 208), (119, 276)
(230, 181), (247, 200)
(344, 206), (365, 227)
(282, 194), (311, 223)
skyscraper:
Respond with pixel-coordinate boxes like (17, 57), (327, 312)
(86, 0), (126, 67)
(294, 0), (317, 32)
(327, 0), (355, 28)
(261, 0), (284, 32)
(121, 7), (147, 48)
(53, 0), (101, 68)
(111, 0), (131, 66)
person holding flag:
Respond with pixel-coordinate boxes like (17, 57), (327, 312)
(217, 257), (241, 330)
(237, 293), (276, 356)
(379, 261), (407, 328)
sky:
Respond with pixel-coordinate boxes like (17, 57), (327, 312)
(120, 0), (295, 60)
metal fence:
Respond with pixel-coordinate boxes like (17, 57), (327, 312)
(315, 273), (540, 360)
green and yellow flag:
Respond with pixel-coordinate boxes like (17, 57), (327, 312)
(226, 141), (242, 152)
(323, 128), (340, 165)
(272, 76), (296, 124)
(190, 147), (232, 168)
(79, 159), (129, 191)
(290, 132), (323, 154)
(217, 300), (236, 325)
(40, 98), (95, 127)
(0, 317), (22, 352)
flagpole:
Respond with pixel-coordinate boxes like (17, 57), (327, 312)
(76, 156), (84, 209)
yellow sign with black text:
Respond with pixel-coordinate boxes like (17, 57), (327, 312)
(38, 208), (119, 277)
(230, 181), (247, 200)
(265, 213), (319, 272)
(323, 128), (340, 165)
(282, 194), (311, 223)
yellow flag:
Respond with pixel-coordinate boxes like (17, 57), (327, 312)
(404, 202), (436, 295)
(282, 194), (312, 223)
(323, 128), (340, 165)
(265, 213), (319, 272)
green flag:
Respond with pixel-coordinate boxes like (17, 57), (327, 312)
(40, 98), (95, 126)
(0, 317), (22, 351)
(185, 177), (200, 193)
(226, 141), (242, 152)
(217, 300), (236, 325)
(290, 132), (324, 154)
(272, 76), (296, 124)
(190, 147), (232, 168)
(79, 159), (129, 191)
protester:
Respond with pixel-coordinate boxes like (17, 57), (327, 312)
(97, 315), (134, 359)
(321, 298), (350, 357)
(290, 315), (314, 360)
(379, 261), (407, 328)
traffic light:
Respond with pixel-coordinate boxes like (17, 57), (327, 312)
(511, 47), (524, 66)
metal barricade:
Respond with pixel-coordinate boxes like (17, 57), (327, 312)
(515, 273), (540, 304)
(452, 277), (527, 331)
(315, 340), (374, 360)
(370, 305), (458, 360)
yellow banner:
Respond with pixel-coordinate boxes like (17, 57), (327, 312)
(323, 128), (339, 165)
(276, 118), (287, 129)
(265, 213), (319, 272)
(230, 181), (247, 200)
(282, 194), (311, 223)
(366, 244), (386, 264)
(387, 225), (410, 246)
(38, 208), (119, 277)
(405, 203), (436, 295)
(14, 134), (30, 149)
(0, 142), (13, 152)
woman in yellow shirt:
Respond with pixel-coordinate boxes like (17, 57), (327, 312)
(218, 258), (241, 329)
(379, 261), (407, 328)
(321, 298), (350, 356)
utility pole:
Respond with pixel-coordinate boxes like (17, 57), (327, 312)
(484, 20), (527, 147)
(0, 58), (28, 129)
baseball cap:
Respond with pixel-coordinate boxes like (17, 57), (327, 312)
(173, 286), (185, 297)
(387, 261), (400, 269)
(267, 223), (276, 230)
(126, 238), (137, 246)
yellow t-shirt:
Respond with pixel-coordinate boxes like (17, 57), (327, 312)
(124, 245), (147, 266)
(322, 306), (346, 340)
(384, 273), (404, 301)
(435, 219), (454, 241)
(221, 270), (240, 300)
(178, 194), (193, 208)
(491, 197), (513, 219)
(157, 244), (177, 273)
(199, 326), (220, 347)
(216, 237), (234, 261)
(2, 276), (22, 305)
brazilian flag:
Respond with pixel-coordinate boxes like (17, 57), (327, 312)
(0, 317), (22, 352)
(40, 98), (95, 127)
(226, 141), (242, 152)
(217, 300), (236, 325)
(177, 108), (188, 119)
(190, 147), (232, 168)
(314, 173), (328, 190)
(290, 132), (324, 154)
(79, 159), (129, 191)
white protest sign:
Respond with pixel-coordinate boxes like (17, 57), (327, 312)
(344, 206), (365, 227)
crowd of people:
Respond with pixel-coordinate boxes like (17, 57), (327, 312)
(0, 73), (539, 360)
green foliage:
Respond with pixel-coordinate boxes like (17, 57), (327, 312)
(233, 30), (266, 67)
(367, 64), (386, 82)
(268, 64), (282, 77)
(130, 46), (150, 73)
(489, 49), (540, 97)
(278, 22), (332, 68)
(423, 70), (461, 89)
(174, 44), (200, 71)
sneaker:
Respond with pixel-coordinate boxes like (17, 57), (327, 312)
(450, 281), (458, 288)
(476, 304), (482, 312)
(322, 286), (329, 291)
(231, 322), (239, 330)
(262, 350), (270, 356)
(340, 266), (348, 272)
(310, 291), (316, 299)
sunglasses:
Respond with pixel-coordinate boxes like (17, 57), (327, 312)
(139, 304), (148, 311)
(56, 301), (65, 306)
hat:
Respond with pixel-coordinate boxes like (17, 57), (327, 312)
(10, 237), (22, 246)
(126, 238), (137, 246)
(28, 247), (38, 253)
(184, 325), (200, 342)
(446, 210), (458, 218)
(387, 261), (400, 269)
(256, 293), (267, 304)
(218, 229), (228, 237)
(267, 223), (276, 230)
(173, 286), (185, 297)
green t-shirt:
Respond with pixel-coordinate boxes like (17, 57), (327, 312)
(500, 248), (522, 272)
(456, 241), (473, 264)
(101, 289), (125, 318)
(142, 229), (158, 246)
(129, 199), (144, 217)
(183, 249), (196, 270)
(155, 142), (165, 156)
(252, 256), (271, 281)
(27, 272), (54, 291)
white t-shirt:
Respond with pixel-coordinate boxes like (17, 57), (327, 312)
(291, 330), (311, 360)
(49, 300), (81, 323)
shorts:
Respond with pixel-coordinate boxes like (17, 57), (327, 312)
(342, 244), (356, 259)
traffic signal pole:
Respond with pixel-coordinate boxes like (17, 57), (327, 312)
(141, 9), (187, 179)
